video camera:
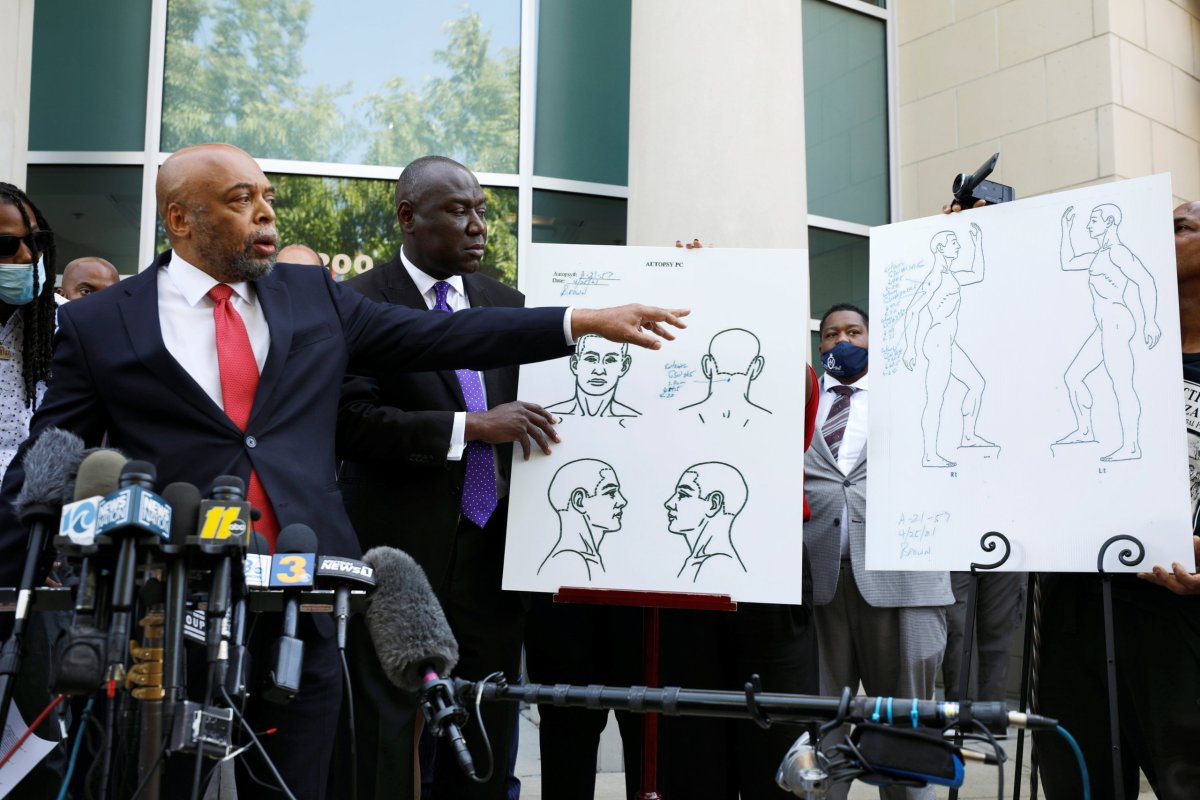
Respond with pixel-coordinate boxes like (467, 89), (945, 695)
(951, 152), (1015, 207)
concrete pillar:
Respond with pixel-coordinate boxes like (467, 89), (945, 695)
(626, 1), (807, 248)
(0, 0), (35, 186)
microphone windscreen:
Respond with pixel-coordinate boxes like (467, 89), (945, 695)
(14, 428), (86, 520)
(276, 524), (318, 554)
(362, 546), (459, 692)
(161, 482), (201, 546)
(74, 449), (127, 501)
(120, 460), (157, 487)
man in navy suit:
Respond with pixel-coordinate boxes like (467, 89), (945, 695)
(335, 155), (559, 800)
(0, 143), (687, 799)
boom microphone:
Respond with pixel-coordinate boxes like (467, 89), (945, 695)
(362, 546), (474, 779)
(0, 428), (87, 716)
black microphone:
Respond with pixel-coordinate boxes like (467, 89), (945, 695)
(50, 449), (128, 695)
(99, 460), (171, 686)
(160, 482), (200, 705)
(197, 476), (250, 670)
(263, 524), (317, 704)
(314, 555), (376, 650)
(362, 546), (475, 779)
(0, 429), (87, 715)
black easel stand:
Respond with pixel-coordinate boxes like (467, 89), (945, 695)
(1096, 534), (1145, 799)
(1013, 571), (1040, 800)
(948, 531), (1011, 800)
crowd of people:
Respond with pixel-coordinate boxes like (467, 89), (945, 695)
(0, 148), (1196, 800)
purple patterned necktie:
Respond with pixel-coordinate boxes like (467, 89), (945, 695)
(821, 384), (858, 460)
(433, 280), (498, 527)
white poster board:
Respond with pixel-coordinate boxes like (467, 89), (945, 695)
(502, 244), (808, 604)
(867, 173), (1193, 572)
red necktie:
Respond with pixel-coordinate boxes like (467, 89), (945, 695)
(208, 284), (280, 548)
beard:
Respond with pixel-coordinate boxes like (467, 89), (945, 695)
(191, 213), (277, 283)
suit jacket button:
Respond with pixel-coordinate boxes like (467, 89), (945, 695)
(843, 479), (851, 487)
(245, 435), (257, 448)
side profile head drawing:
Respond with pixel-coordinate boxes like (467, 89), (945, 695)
(663, 462), (748, 535)
(570, 334), (632, 397)
(930, 230), (960, 260)
(1087, 204), (1122, 238)
(701, 328), (764, 381)
(548, 459), (627, 532)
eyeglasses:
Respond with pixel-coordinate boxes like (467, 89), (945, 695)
(0, 230), (54, 258)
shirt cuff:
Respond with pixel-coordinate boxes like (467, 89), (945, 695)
(564, 308), (576, 346)
(447, 411), (467, 461)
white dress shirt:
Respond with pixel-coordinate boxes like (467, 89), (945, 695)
(814, 371), (869, 556)
(400, 247), (475, 460)
(158, 253), (269, 411)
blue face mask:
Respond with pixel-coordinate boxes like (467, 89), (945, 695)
(0, 257), (46, 306)
(821, 341), (868, 379)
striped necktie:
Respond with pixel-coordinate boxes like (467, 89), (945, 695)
(821, 384), (858, 460)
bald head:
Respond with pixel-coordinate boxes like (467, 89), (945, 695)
(58, 257), (119, 300)
(156, 143), (278, 283)
(706, 328), (762, 376)
(394, 156), (472, 212)
(277, 244), (324, 266)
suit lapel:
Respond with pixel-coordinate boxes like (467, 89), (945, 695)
(391, 262), (467, 409)
(249, 274), (292, 428)
(118, 253), (238, 432)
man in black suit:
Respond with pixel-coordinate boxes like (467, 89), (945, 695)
(335, 156), (558, 800)
(0, 143), (688, 800)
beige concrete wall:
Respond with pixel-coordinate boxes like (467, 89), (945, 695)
(626, 1), (807, 248)
(0, 0), (35, 187)
(897, 0), (1200, 219)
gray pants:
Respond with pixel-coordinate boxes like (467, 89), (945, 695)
(942, 571), (1025, 702)
(814, 561), (947, 800)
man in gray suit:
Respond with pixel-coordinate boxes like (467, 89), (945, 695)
(804, 303), (954, 800)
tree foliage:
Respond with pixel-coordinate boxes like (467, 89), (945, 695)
(160, 2), (521, 284)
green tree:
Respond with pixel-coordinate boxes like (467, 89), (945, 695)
(162, 0), (356, 161)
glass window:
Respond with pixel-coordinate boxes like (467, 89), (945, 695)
(802, 0), (889, 226)
(25, 166), (143, 274)
(152, 174), (519, 287)
(161, 1), (521, 172)
(532, 191), (627, 246)
(534, 0), (631, 186)
(29, 0), (152, 152)
(809, 227), (868, 322)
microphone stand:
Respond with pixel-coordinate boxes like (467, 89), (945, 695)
(0, 509), (54, 726)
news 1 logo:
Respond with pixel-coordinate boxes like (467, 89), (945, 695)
(58, 497), (100, 545)
(270, 553), (315, 587)
(198, 505), (250, 541)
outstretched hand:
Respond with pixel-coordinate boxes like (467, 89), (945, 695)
(1138, 535), (1200, 595)
(572, 305), (690, 349)
(969, 222), (982, 245)
(1062, 206), (1075, 227)
(466, 401), (560, 460)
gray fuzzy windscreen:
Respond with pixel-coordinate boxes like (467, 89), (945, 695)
(362, 546), (459, 692)
(14, 428), (85, 519)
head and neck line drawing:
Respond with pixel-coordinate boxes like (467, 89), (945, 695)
(539, 458), (628, 580)
(679, 328), (773, 425)
(1056, 203), (1161, 462)
(545, 334), (641, 421)
(901, 222), (997, 468)
(664, 462), (748, 582)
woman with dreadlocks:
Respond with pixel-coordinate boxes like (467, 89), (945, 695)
(0, 182), (57, 482)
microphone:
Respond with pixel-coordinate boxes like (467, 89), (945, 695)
(314, 555), (376, 650)
(263, 524), (317, 704)
(362, 546), (474, 779)
(99, 460), (172, 685)
(226, 531), (269, 701)
(0, 429), (86, 716)
(160, 482), (200, 706)
(50, 449), (128, 695)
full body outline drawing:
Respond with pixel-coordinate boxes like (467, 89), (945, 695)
(1056, 203), (1161, 461)
(546, 333), (641, 421)
(902, 223), (996, 467)
(663, 462), (748, 582)
(539, 458), (628, 580)
(679, 328), (773, 426)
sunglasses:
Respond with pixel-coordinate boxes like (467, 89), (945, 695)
(0, 230), (54, 258)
